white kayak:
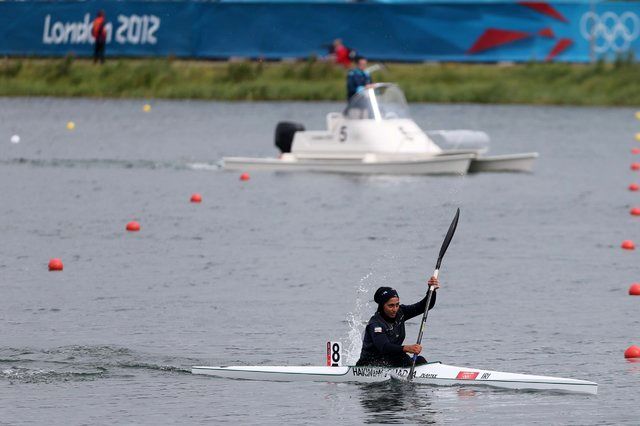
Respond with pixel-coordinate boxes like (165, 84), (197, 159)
(191, 362), (597, 395)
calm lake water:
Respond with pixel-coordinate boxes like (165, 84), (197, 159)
(1, 98), (639, 424)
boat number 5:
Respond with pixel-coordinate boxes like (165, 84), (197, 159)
(339, 126), (347, 143)
(326, 341), (342, 366)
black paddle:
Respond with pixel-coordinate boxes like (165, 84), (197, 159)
(407, 208), (460, 382)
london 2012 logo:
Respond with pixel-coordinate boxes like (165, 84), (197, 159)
(580, 11), (640, 53)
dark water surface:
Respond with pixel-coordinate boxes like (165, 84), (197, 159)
(1, 98), (639, 424)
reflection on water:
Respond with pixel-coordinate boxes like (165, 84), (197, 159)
(626, 359), (640, 376)
(357, 381), (486, 423)
(358, 381), (440, 424)
(456, 388), (478, 399)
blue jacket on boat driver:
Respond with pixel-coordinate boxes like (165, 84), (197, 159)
(356, 277), (439, 367)
(346, 56), (372, 100)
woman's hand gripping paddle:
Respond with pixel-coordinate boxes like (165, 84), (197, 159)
(407, 208), (460, 382)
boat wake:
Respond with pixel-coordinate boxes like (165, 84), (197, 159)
(0, 158), (221, 172)
(0, 345), (194, 384)
(186, 162), (222, 171)
(1, 365), (107, 384)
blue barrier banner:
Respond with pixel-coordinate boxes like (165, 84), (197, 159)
(0, 1), (638, 62)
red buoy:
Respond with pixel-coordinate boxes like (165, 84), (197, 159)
(240, 173), (250, 181)
(633, 148), (640, 155)
(126, 221), (141, 232)
(625, 345), (640, 358)
(621, 240), (636, 250)
(190, 193), (202, 203)
(632, 163), (640, 171)
(48, 258), (63, 271)
(629, 183), (640, 191)
(629, 283), (640, 296)
(631, 207), (640, 216)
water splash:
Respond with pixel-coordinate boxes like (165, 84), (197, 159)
(343, 256), (395, 365)
(344, 277), (370, 365)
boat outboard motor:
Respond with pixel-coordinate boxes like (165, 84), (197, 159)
(275, 122), (305, 153)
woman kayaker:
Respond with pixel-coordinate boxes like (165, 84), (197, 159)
(356, 277), (440, 367)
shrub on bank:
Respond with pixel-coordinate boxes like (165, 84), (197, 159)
(0, 57), (638, 105)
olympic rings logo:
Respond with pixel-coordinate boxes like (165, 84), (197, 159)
(580, 11), (639, 53)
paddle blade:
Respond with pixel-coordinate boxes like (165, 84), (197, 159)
(435, 208), (460, 271)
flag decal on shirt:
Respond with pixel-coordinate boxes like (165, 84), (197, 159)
(374, 327), (383, 333)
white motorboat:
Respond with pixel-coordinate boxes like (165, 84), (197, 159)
(222, 83), (537, 175)
(191, 362), (597, 395)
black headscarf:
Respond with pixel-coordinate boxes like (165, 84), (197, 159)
(374, 286), (399, 311)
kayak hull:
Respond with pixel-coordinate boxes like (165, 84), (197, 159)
(192, 365), (386, 383)
(191, 362), (597, 395)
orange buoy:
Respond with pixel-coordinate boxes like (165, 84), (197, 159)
(631, 208), (640, 216)
(48, 258), (63, 271)
(621, 240), (635, 250)
(629, 283), (640, 295)
(632, 163), (640, 171)
(629, 183), (640, 191)
(240, 173), (250, 181)
(126, 221), (141, 232)
(190, 193), (202, 203)
(633, 148), (640, 155)
(625, 345), (640, 358)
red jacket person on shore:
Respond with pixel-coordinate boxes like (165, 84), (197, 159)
(92, 10), (107, 64)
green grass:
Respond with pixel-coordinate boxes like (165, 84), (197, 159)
(1, 56), (639, 105)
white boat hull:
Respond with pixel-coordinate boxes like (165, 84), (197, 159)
(191, 362), (597, 395)
(468, 152), (539, 173)
(223, 153), (474, 175)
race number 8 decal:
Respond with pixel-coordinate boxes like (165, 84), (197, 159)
(326, 341), (342, 366)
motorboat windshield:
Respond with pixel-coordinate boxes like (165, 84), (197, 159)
(344, 83), (410, 121)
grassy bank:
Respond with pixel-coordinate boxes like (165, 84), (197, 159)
(1, 57), (639, 105)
